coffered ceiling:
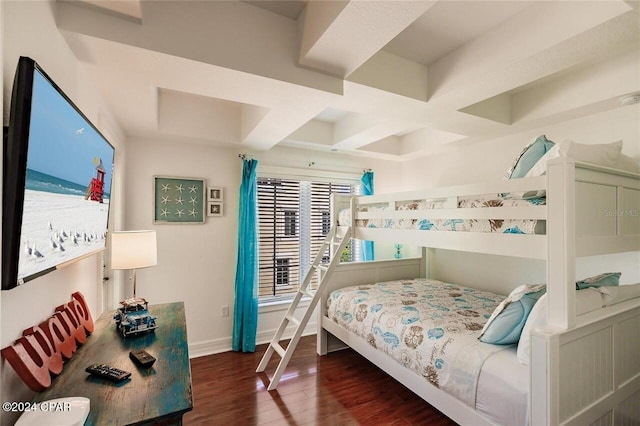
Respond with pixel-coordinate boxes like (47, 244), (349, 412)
(56, 0), (639, 159)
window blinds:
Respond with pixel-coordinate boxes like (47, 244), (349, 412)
(257, 177), (358, 298)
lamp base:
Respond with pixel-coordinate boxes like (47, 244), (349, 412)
(113, 297), (158, 338)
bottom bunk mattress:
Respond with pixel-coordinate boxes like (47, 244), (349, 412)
(327, 278), (528, 424)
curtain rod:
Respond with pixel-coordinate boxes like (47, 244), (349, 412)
(240, 153), (372, 173)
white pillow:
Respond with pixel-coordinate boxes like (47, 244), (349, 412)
(599, 283), (640, 306)
(516, 294), (547, 365)
(524, 144), (560, 178)
(576, 287), (606, 314)
(614, 154), (640, 174)
(559, 140), (622, 167)
(516, 288), (604, 365)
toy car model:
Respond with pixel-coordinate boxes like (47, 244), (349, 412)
(114, 298), (158, 338)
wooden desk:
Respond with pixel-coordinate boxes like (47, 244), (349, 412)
(34, 302), (193, 425)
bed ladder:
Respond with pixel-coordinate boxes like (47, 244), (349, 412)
(256, 225), (352, 391)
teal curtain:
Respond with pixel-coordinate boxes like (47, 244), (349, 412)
(361, 171), (374, 261)
(232, 159), (259, 352)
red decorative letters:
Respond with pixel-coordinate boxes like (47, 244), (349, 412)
(1, 292), (94, 391)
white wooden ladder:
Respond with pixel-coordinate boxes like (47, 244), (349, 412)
(256, 225), (352, 391)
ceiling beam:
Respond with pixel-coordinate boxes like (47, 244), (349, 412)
(298, 0), (434, 77)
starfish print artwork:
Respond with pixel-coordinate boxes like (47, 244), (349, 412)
(156, 178), (204, 223)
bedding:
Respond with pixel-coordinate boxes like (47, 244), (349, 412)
(599, 283), (640, 306)
(476, 346), (529, 426)
(516, 283), (637, 365)
(524, 140), (625, 178)
(559, 140), (622, 167)
(575, 272), (621, 289)
(615, 154), (640, 174)
(339, 194), (546, 235)
(505, 135), (556, 179)
(327, 278), (510, 407)
(479, 284), (546, 345)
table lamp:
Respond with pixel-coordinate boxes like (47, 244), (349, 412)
(111, 230), (157, 299)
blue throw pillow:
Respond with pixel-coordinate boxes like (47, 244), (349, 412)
(576, 272), (621, 290)
(479, 284), (546, 345)
(505, 135), (556, 179)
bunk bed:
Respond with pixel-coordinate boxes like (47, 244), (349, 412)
(316, 156), (640, 426)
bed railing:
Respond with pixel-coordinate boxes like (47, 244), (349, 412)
(547, 158), (640, 329)
(330, 156), (640, 330)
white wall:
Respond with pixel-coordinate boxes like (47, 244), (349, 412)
(123, 139), (403, 356)
(405, 105), (640, 294)
(403, 106), (640, 191)
(123, 138), (240, 354)
(0, 2), (123, 425)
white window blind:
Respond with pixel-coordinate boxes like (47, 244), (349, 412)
(257, 176), (360, 299)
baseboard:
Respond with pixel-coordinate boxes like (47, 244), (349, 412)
(189, 321), (318, 358)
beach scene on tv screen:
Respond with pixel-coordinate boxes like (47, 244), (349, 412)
(17, 70), (114, 282)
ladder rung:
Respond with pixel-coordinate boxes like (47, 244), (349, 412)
(317, 264), (329, 271)
(285, 314), (300, 326)
(299, 289), (313, 298)
(271, 342), (286, 358)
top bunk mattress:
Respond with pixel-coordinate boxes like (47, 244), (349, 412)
(327, 278), (514, 407)
(339, 194), (546, 234)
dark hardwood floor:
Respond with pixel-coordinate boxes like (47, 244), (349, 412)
(184, 335), (458, 425)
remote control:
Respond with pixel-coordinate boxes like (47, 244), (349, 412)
(129, 349), (156, 368)
(85, 364), (131, 382)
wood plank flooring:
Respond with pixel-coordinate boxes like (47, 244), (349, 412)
(184, 335), (458, 425)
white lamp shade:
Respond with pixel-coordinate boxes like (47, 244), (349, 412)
(111, 230), (157, 270)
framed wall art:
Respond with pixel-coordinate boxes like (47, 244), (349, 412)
(154, 176), (205, 224)
(207, 186), (224, 202)
(207, 202), (223, 217)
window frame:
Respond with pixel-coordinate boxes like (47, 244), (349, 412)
(256, 168), (361, 302)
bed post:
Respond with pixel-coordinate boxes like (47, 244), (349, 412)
(317, 306), (328, 356)
(546, 157), (576, 330)
(538, 156), (575, 425)
(421, 247), (430, 279)
(320, 194), (341, 356)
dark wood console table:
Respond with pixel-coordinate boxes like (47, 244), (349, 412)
(34, 302), (193, 425)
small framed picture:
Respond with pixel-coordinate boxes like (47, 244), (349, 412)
(208, 186), (223, 202)
(207, 202), (223, 217)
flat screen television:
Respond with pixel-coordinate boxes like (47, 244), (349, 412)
(2, 56), (115, 290)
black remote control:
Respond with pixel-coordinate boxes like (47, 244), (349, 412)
(85, 364), (131, 382)
(129, 349), (156, 368)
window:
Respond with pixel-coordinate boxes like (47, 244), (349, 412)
(275, 258), (290, 286)
(283, 211), (297, 236)
(258, 177), (360, 299)
(321, 211), (330, 235)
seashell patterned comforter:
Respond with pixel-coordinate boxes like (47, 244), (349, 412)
(327, 278), (512, 406)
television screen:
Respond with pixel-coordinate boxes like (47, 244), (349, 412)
(2, 57), (115, 290)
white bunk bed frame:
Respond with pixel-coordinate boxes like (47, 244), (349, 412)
(317, 157), (640, 426)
